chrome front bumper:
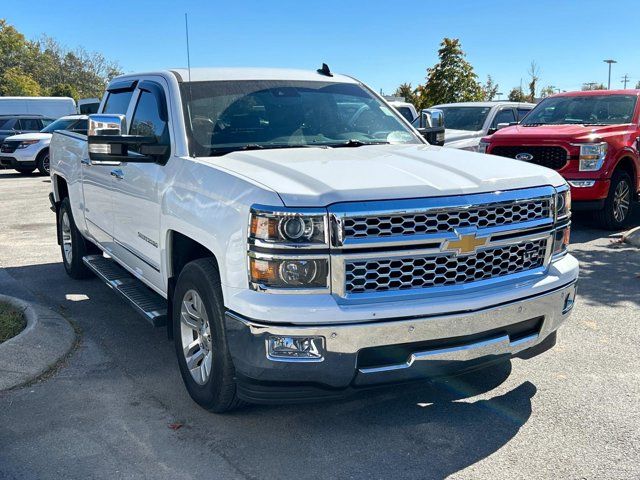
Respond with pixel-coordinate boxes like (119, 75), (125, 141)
(225, 282), (577, 400)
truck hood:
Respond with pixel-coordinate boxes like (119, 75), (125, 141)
(487, 123), (633, 143)
(3, 132), (51, 142)
(445, 129), (481, 143)
(207, 144), (564, 207)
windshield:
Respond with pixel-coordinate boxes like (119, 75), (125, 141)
(181, 80), (421, 156)
(41, 118), (77, 133)
(434, 106), (491, 131)
(522, 95), (637, 126)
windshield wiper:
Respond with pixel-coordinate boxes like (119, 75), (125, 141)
(331, 139), (390, 148)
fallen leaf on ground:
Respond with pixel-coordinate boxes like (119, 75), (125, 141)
(168, 422), (183, 430)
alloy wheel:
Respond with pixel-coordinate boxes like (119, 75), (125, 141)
(613, 180), (631, 223)
(61, 210), (73, 265)
(180, 289), (213, 385)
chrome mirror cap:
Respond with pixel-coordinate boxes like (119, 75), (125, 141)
(88, 114), (127, 136)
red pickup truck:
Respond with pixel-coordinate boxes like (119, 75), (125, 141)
(479, 90), (640, 229)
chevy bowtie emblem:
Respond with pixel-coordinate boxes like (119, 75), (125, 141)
(444, 232), (488, 255)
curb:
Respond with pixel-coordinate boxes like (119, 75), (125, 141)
(622, 226), (640, 248)
(0, 294), (76, 391)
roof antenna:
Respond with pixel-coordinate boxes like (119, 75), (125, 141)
(317, 63), (333, 77)
(184, 13), (195, 156)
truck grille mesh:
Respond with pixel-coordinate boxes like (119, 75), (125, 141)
(342, 199), (551, 239)
(490, 146), (568, 170)
(344, 239), (547, 294)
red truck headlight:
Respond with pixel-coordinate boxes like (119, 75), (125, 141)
(574, 142), (608, 171)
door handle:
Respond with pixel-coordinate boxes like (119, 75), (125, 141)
(81, 158), (91, 166)
(110, 168), (124, 180)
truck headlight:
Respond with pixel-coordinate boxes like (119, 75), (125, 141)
(249, 207), (327, 246)
(17, 140), (39, 149)
(249, 255), (329, 290)
(554, 186), (571, 219)
(478, 140), (490, 154)
(575, 142), (607, 171)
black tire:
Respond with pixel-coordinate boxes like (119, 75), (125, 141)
(172, 258), (242, 413)
(595, 170), (634, 230)
(57, 197), (95, 279)
(36, 148), (50, 175)
(15, 167), (35, 175)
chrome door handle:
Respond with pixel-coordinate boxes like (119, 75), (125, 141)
(81, 158), (91, 166)
(110, 168), (124, 180)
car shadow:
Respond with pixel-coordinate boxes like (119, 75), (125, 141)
(1, 260), (536, 479)
(570, 212), (640, 309)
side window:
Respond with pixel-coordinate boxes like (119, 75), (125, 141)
(517, 108), (532, 121)
(103, 90), (134, 114)
(71, 119), (88, 134)
(129, 90), (169, 152)
(492, 108), (516, 127)
(19, 118), (42, 131)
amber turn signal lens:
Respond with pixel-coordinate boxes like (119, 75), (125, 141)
(249, 258), (278, 283)
(250, 216), (278, 240)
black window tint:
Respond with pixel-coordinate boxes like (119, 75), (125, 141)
(19, 118), (42, 131)
(129, 90), (169, 150)
(517, 108), (532, 121)
(103, 90), (134, 114)
(0, 118), (15, 129)
(492, 109), (516, 127)
(72, 119), (88, 133)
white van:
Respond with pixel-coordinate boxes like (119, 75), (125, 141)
(0, 97), (77, 119)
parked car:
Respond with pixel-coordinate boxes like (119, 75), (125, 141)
(77, 98), (101, 114)
(0, 114), (87, 175)
(0, 115), (54, 145)
(433, 101), (535, 151)
(480, 90), (640, 229)
(0, 96), (76, 118)
(50, 67), (578, 412)
(387, 100), (418, 122)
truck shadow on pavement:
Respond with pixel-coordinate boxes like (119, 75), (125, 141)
(1, 260), (538, 479)
(570, 213), (640, 309)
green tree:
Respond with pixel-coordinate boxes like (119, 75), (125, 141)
(539, 85), (556, 98)
(420, 38), (484, 106)
(0, 67), (41, 95)
(508, 87), (527, 102)
(483, 75), (499, 101)
(49, 83), (79, 100)
(394, 82), (417, 105)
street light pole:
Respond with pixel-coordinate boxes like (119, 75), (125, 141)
(603, 59), (617, 89)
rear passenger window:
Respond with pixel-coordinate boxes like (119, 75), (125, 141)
(18, 118), (42, 130)
(492, 109), (516, 127)
(103, 90), (134, 114)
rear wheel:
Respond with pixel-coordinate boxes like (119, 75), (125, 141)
(36, 149), (50, 175)
(595, 170), (634, 230)
(57, 197), (95, 279)
(172, 258), (241, 413)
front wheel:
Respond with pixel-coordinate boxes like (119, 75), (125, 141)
(57, 197), (95, 279)
(595, 171), (634, 230)
(36, 149), (50, 175)
(173, 258), (241, 413)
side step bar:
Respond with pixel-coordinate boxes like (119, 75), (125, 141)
(83, 255), (167, 327)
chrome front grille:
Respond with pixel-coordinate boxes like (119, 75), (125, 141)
(342, 198), (551, 240)
(344, 239), (547, 294)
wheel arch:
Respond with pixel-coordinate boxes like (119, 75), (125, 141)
(165, 230), (221, 339)
(614, 156), (637, 197)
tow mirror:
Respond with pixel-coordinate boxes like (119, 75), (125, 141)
(87, 114), (165, 163)
(416, 108), (445, 146)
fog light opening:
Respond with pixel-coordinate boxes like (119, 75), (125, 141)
(267, 336), (325, 362)
(562, 291), (576, 314)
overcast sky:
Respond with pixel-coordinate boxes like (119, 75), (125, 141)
(4, 0), (639, 95)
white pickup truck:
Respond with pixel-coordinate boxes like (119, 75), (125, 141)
(49, 67), (578, 412)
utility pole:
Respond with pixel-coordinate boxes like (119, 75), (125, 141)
(621, 74), (630, 89)
(603, 59), (617, 89)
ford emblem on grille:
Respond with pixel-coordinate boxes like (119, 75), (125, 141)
(515, 152), (534, 161)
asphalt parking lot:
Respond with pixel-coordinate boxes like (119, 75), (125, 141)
(0, 169), (638, 480)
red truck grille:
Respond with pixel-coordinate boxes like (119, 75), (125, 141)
(490, 146), (568, 170)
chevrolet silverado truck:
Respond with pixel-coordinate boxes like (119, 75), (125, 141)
(480, 90), (640, 229)
(49, 67), (578, 412)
